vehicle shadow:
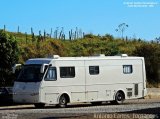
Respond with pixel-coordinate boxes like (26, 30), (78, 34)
(1, 101), (156, 110)
(0, 102), (113, 110)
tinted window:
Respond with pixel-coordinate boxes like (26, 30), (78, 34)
(60, 67), (75, 78)
(89, 66), (99, 75)
(17, 65), (42, 82)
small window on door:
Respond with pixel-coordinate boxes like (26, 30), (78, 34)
(89, 66), (99, 75)
(45, 67), (57, 81)
(123, 65), (133, 74)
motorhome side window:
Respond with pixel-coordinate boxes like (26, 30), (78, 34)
(123, 65), (133, 74)
(60, 67), (75, 78)
(45, 67), (57, 81)
(89, 66), (99, 75)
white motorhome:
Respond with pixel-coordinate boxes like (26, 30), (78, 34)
(13, 54), (147, 108)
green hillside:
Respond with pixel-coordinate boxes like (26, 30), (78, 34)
(0, 30), (160, 87)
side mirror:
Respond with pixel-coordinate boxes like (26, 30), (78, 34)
(12, 64), (22, 74)
(40, 64), (49, 73)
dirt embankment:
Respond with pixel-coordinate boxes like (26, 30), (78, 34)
(146, 88), (160, 99)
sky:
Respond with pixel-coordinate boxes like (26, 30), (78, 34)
(0, 0), (160, 40)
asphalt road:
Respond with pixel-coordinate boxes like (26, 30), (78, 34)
(0, 99), (160, 119)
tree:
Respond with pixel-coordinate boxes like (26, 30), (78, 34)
(155, 37), (160, 44)
(0, 30), (19, 86)
(84, 34), (99, 39)
(116, 23), (128, 40)
(132, 43), (160, 85)
(105, 42), (120, 56)
(101, 34), (114, 41)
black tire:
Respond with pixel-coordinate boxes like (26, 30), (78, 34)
(59, 95), (67, 108)
(34, 103), (45, 108)
(114, 91), (125, 104)
(91, 102), (102, 106)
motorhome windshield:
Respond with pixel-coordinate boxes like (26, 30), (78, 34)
(16, 65), (43, 82)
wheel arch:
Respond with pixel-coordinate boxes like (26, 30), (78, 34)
(58, 92), (70, 103)
(113, 89), (125, 100)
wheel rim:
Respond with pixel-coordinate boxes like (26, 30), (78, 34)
(117, 93), (123, 101)
(116, 92), (124, 102)
(60, 96), (66, 105)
